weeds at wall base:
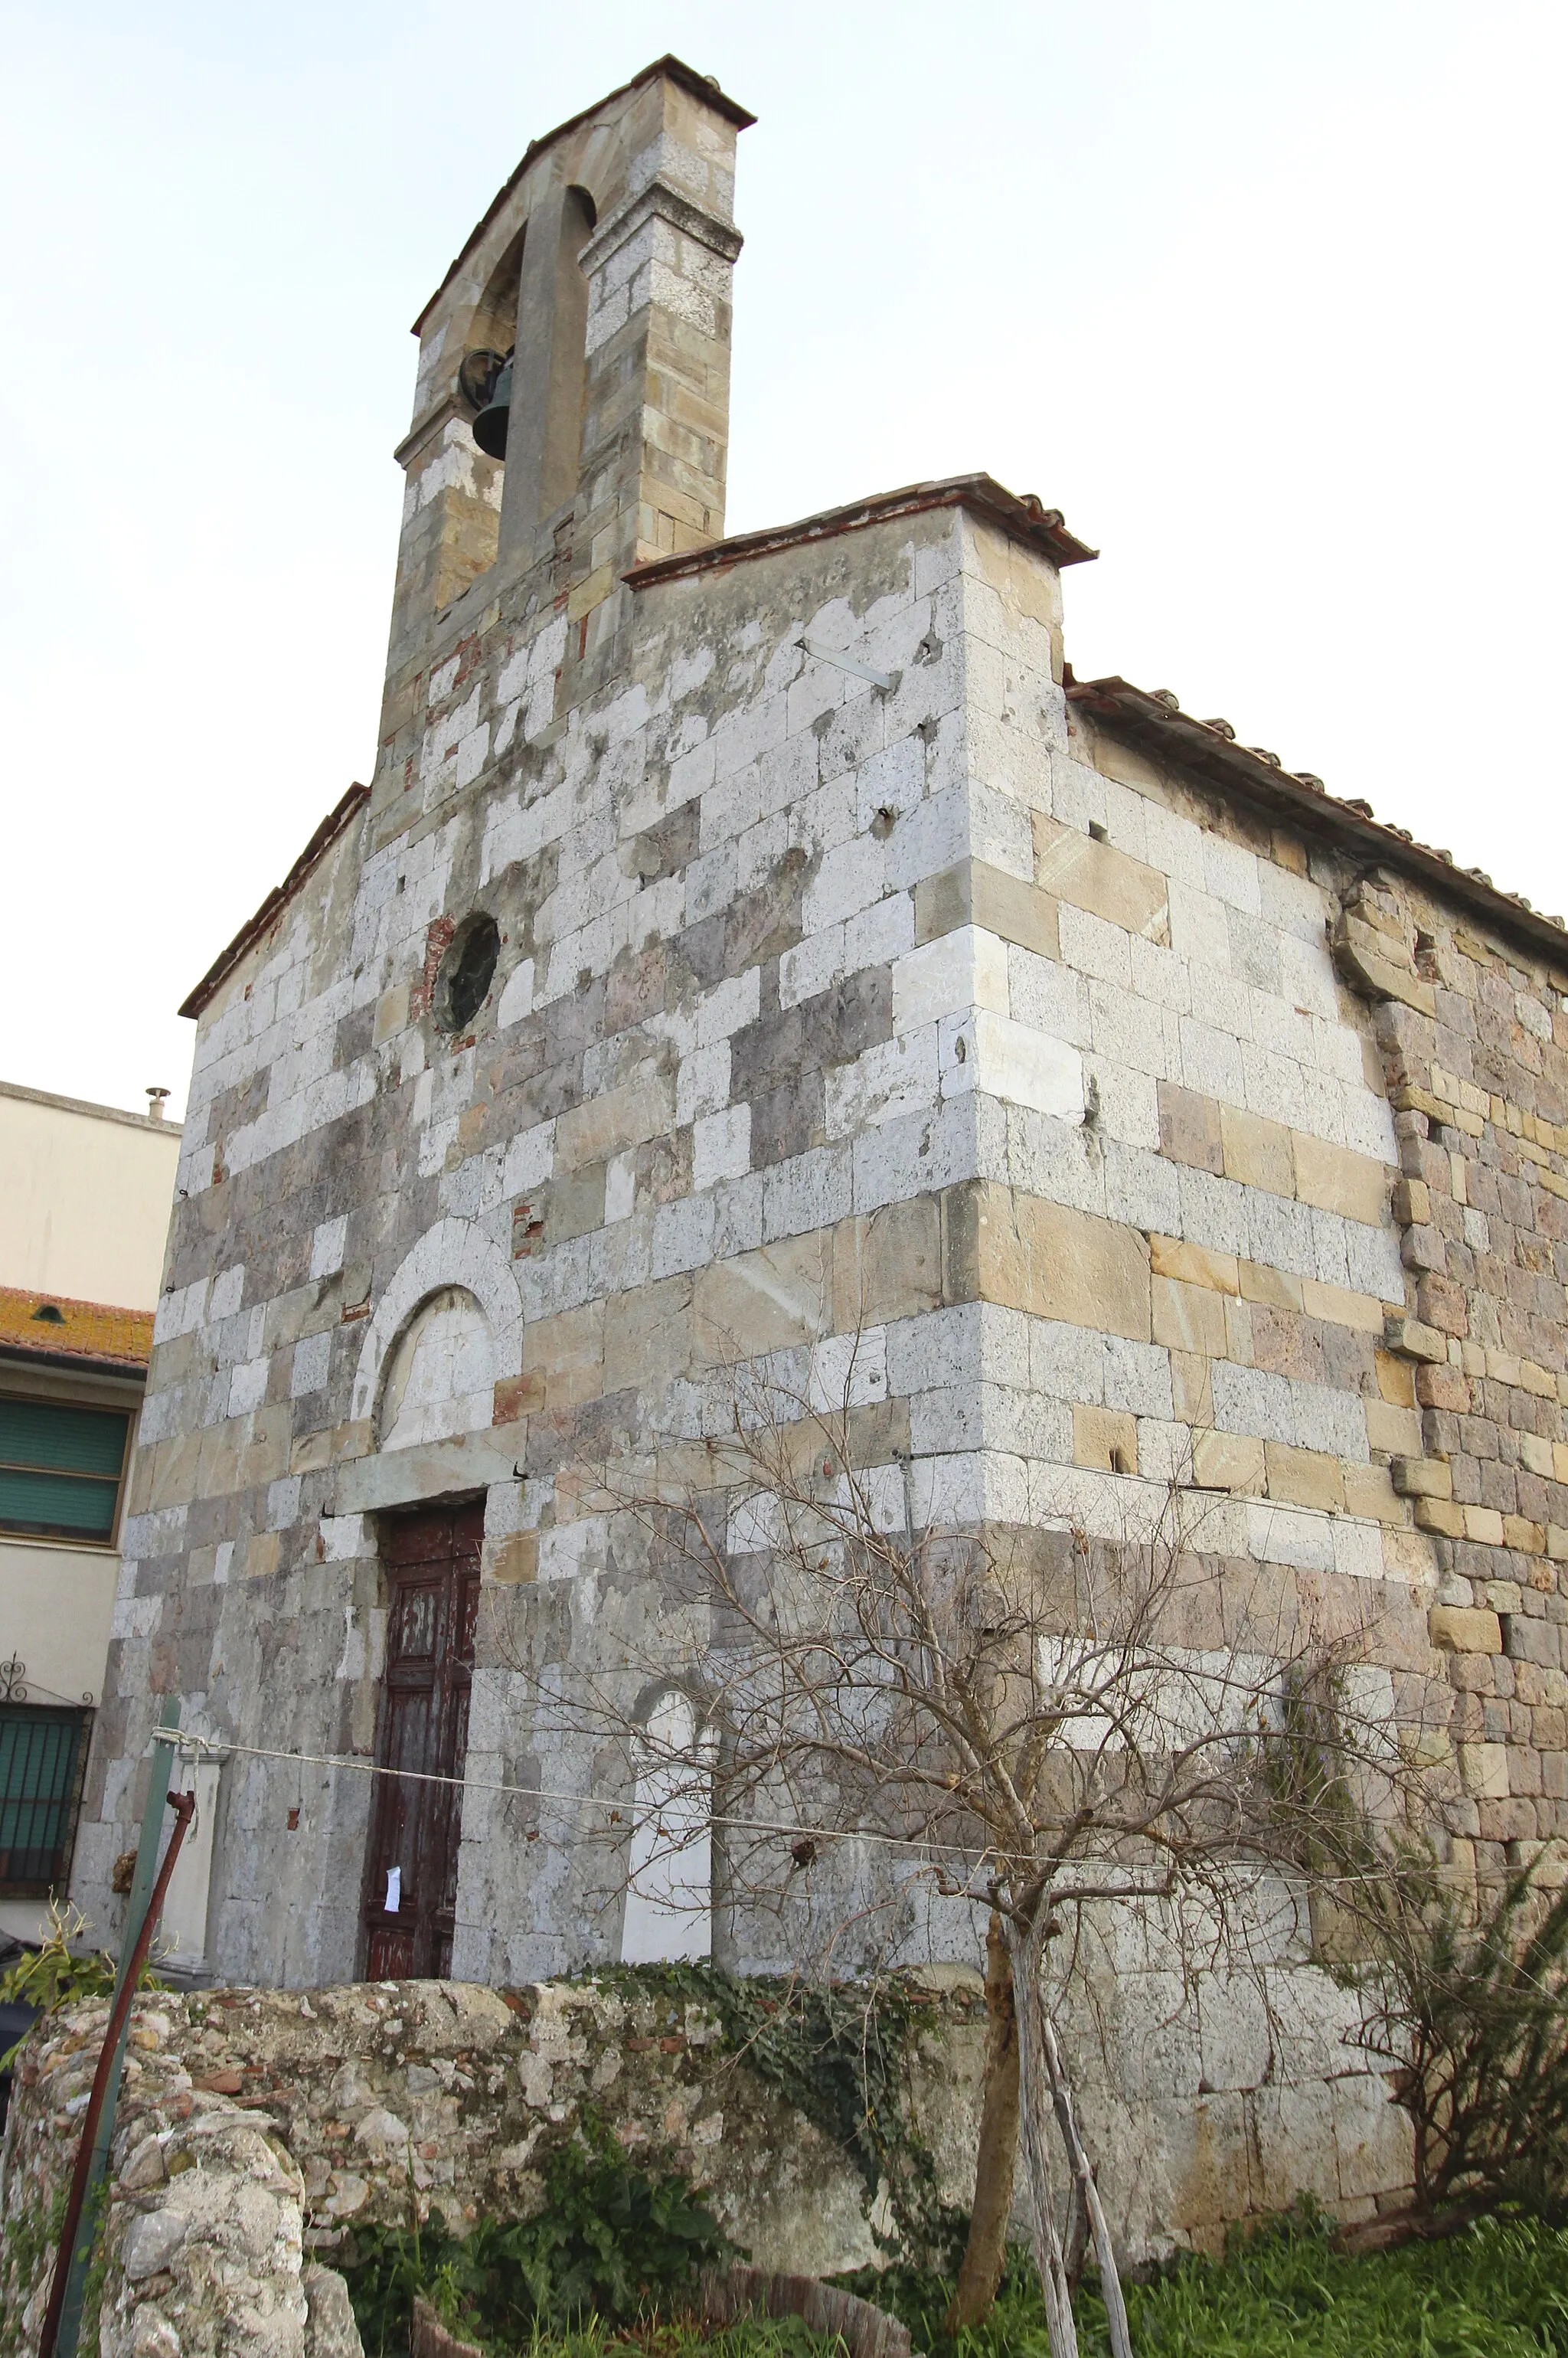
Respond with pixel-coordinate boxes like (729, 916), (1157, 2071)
(851, 2206), (1568, 2358)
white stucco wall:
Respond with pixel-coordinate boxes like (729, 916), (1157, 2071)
(0, 1081), (181, 1310)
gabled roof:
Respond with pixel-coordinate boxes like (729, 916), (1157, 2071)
(1067, 675), (1568, 968)
(0, 1286), (153, 1375)
(624, 473), (1099, 587)
(410, 57), (756, 337)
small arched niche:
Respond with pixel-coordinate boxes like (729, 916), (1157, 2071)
(378, 1286), (495, 1451)
(619, 1689), (714, 1965)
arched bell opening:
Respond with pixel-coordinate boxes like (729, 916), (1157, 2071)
(487, 184), (597, 558)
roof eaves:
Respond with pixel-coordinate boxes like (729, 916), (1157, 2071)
(0, 1340), (150, 1378)
(1067, 675), (1568, 969)
(623, 473), (1098, 592)
(410, 57), (756, 337)
(179, 782), (370, 1022)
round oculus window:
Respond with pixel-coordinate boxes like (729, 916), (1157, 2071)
(433, 913), (501, 1032)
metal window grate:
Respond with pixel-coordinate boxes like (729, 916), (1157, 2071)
(0, 1708), (90, 1895)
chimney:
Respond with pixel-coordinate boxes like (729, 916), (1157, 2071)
(145, 1087), (170, 1121)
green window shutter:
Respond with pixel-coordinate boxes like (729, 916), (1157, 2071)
(0, 1401), (129, 1541)
(0, 1708), (90, 1892)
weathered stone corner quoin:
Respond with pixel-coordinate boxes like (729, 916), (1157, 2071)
(71, 54), (1568, 2257)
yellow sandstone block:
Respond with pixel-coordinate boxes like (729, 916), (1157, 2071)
(1031, 813), (1168, 940)
(1291, 1132), (1391, 1225)
(1301, 1278), (1386, 1333)
(1239, 1259), (1304, 1311)
(1152, 1274), (1228, 1358)
(1191, 1430), (1266, 1493)
(1264, 1443), (1345, 1512)
(1148, 1235), (1240, 1294)
(1458, 1742), (1510, 1799)
(1220, 1106), (1295, 1199)
(1429, 1605), (1503, 1653)
(1343, 1463), (1403, 1524)
(1072, 1405), (1138, 1474)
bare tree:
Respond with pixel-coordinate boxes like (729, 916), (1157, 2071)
(500, 1360), (1438, 2358)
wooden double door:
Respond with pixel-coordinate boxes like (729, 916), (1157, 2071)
(362, 1501), (482, 1980)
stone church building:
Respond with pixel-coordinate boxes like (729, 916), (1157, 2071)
(76, 57), (1568, 2245)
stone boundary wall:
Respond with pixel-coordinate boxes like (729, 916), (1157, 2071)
(0, 1974), (989, 2358)
(0, 1961), (1421, 2357)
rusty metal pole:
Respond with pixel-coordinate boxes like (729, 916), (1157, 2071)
(42, 1700), (185, 2358)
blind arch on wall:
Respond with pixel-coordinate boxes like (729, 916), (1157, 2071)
(619, 1688), (714, 1965)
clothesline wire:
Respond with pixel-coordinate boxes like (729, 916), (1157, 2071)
(166, 1731), (1368, 1897)
(173, 1732), (985, 1866)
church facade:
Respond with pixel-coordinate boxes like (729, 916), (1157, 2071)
(77, 58), (1568, 2248)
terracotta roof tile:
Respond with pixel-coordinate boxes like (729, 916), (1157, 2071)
(0, 1286), (153, 1372)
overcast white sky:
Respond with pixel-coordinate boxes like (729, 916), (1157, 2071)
(2, 0), (1563, 1122)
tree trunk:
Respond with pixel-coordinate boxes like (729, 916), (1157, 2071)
(1037, 2003), (1134, 2358)
(1008, 1915), (1080, 2358)
(945, 1912), (1021, 2332)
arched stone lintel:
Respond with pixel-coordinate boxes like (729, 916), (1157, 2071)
(351, 1217), (524, 1426)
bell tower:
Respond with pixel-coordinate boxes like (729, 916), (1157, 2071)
(382, 57), (753, 711)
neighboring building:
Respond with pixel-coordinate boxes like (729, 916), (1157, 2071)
(0, 1081), (180, 1945)
(77, 57), (1568, 2248)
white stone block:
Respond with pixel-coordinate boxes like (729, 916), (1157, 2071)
(697, 969), (762, 1045)
(604, 1150), (637, 1225)
(694, 1104), (752, 1190)
(1048, 756), (1108, 837)
(1179, 1015), (1246, 1106)
(649, 1192), (717, 1281)
(826, 1030), (939, 1135)
(892, 927), (1009, 1034)
(267, 1476), (302, 1530)
(676, 1042), (730, 1125)
(502, 1121), (554, 1196)
(802, 834), (886, 935)
(850, 1095), (978, 1213)
(779, 924), (846, 1010)
(1102, 1138), (1182, 1232)
(808, 1328), (888, 1413)
(1008, 946), (1091, 1048)
(496, 957), (535, 1029)
(1201, 832), (1263, 914)
(763, 1146), (854, 1244)
(969, 1009), (1084, 1121)
(290, 1331), (332, 1398)
(844, 889), (914, 976)
(1058, 901), (1133, 991)
(1167, 878), (1231, 969)
(209, 1264), (245, 1320)
(227, 1359), (270, 1418)
(1333, 1519), (1387, 1581)
(318, 1513), (366, 1562)
(1246, 1502), (1337, 1571)
(1028, 1317), (1106, 1405)
(309, 1217), (348, 1280)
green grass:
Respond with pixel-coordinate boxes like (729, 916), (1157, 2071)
(346, 2197), (1568, 2356)
(469, 2325), (841, 2358)
(863, 2209), (1568, 2358)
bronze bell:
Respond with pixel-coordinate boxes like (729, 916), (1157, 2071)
(467, 348), (514, 462)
